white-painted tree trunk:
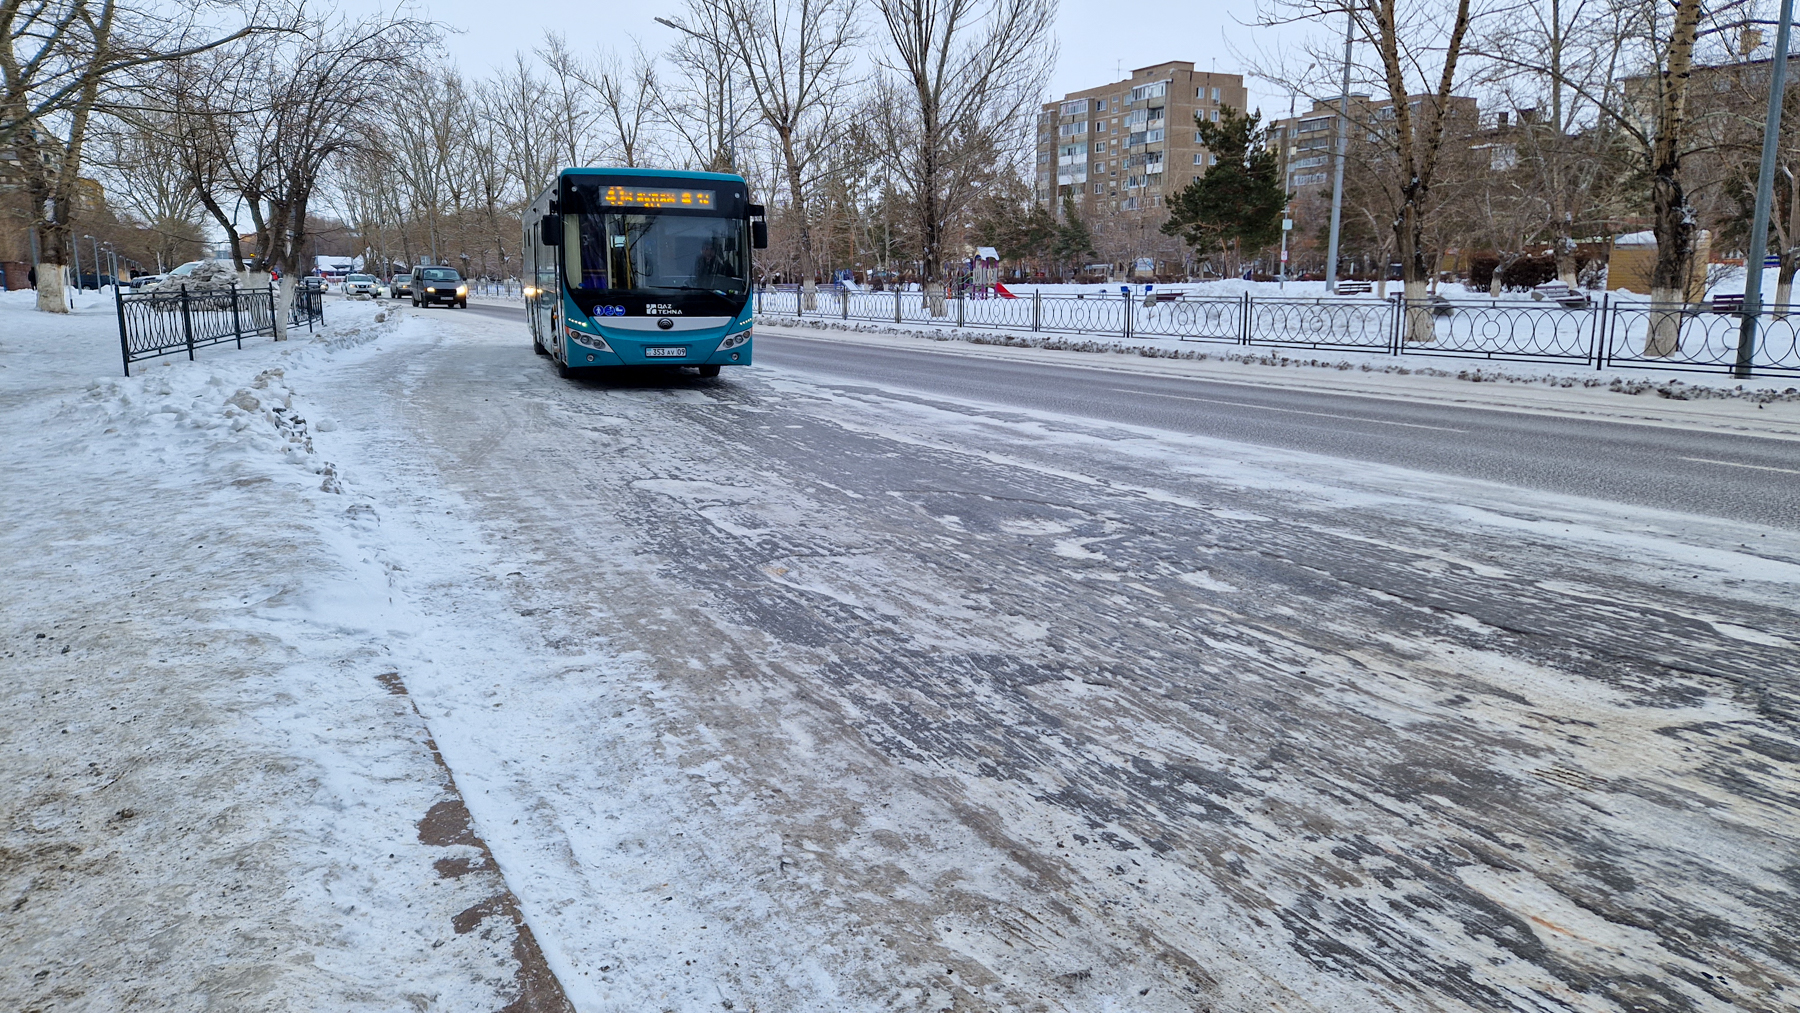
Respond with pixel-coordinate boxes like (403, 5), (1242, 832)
(1403, 278), (1434, 343)
(802, 277), (818, 311)
(927, 281), (947, 317)
(1644, 286), (1684, 357)
(36, 264), (70, 314)
(272, 274), (298, 341)
(1775, 278), (1793, 320)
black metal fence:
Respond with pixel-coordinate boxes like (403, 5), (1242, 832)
(114, 283), (325, 376)
(753, 287), (1800, 378)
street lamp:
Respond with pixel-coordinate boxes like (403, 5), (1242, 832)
(1735, 0), (1797, 378)
(655, 16), (734, 168)
(1325, 10), (1354, 294)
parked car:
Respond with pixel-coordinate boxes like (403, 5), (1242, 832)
(391, 273), (413, 297)
(413, 266), (467, 308)
(343, 273), (379, 299)
(128, 274), (163, 289)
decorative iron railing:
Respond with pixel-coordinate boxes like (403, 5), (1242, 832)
(752, 287), (1800, 377)
(114, 282), (325, 376)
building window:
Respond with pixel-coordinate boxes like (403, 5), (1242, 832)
(1294, 172), (1328, 186)
(1093, 141), (1104, 153)
(1210, 87), (1220, 101)
(1129, 81), (1168, 102)
(1060, 98), (1089, 116)
(1195, 130), (1205, 143)
(1211, 109), (1220, 122)
(1058, 121), (1088, 137)
(1193, 152), (1205, 165)
(1145, 128), (1164, 143)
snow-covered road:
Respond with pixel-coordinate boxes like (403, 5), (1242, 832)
(5, 295), (1797, 1012)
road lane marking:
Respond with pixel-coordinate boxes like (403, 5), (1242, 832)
(1678, 456), (1800, 475)
(1113, 388), (1469, 433)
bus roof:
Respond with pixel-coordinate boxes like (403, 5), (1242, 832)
(557, 167), (747, 185)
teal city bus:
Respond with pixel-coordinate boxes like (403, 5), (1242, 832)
(523, 168), (767, 377)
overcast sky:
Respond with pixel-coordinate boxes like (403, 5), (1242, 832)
(417, 0), (1327, 120)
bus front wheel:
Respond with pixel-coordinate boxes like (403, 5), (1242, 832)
(698, 364), (721, 378)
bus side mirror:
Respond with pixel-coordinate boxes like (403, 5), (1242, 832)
(747, 203), (768, 249)
(541, 217), (563, 247)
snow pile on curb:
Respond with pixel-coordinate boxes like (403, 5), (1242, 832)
(758, 314), (1800, 403)
(72, 305), (405, 495)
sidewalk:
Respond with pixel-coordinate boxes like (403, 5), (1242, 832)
(753, 318), (1800, 443)
(0, 292), (567, 1012)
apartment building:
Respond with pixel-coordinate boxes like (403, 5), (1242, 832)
(1035, 61), (1248, 275)
(1268, 93), (1479, 205)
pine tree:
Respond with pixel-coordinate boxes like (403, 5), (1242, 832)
(1162, 106), (1287, 272)
(1055, 193), (1096, 274)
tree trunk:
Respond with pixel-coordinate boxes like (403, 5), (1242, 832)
(1554, 236), (1578, 289)
(36, 262), (70, 313)
(1396, 202), (1433, 343)
(1775, 253), (1797, 320)
(272, 273), (297, 342)
(1644, 0), (1702, 358)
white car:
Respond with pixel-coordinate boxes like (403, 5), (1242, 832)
(343, 273), (379, 299)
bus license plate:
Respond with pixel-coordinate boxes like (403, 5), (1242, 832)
(645, 346), (687, 358)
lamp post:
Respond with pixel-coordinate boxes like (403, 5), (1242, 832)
(1736, 0), (1797, 379)
(655, 16), (734, 168)
(1325, 10), (1354, 293)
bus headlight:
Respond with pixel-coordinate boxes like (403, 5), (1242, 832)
(719, 330), (751, 350)
(567, 326), (610, 352)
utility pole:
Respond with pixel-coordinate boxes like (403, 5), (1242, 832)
(1280, 210), (1293, 289)
(1325, 9), (1354, 294)
(1737, 0), (1796, 378)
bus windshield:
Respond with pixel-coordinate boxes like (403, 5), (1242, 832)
(566, 212), (748, 315)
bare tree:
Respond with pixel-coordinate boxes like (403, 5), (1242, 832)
(869, 0), (1054, 312)
(482, 53), (558, 202)
(1478, 0), (1634, 289)
(696, 0), (860, 303)
(88, 115), (207, 271)
(536, 31), (604, 169)
(1260, 0), (1483, 340)
(587, 43), (660, 168)
(220, 13), (429, 335)
(1, 0), (265, 311)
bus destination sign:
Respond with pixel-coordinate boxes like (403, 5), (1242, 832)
(599, 185), (715, 209)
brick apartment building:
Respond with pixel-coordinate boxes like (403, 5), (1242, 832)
(1035, 61), (1248, 277)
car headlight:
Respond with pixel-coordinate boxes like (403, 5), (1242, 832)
(457, 285), (468, 296)
(566, 326), (610, 352)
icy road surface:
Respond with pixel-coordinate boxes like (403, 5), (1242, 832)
(297, 305), (1797, 1012)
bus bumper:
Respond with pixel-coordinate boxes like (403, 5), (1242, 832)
(571, 331), (752, 367)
